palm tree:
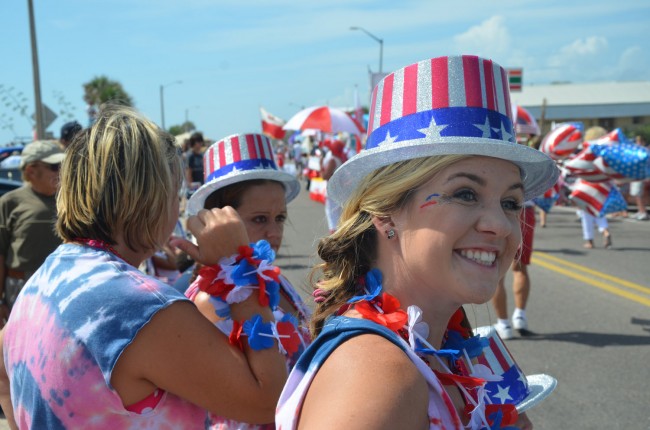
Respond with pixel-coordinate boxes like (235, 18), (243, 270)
(82, 76), (134, 107)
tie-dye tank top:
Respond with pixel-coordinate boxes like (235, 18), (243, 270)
(3, 243), (211, 429)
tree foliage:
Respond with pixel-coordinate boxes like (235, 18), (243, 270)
(82, 76), (134, 107)
(168, 121), (196, 136)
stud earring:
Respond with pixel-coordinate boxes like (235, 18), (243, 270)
(386, 229), (395, 239)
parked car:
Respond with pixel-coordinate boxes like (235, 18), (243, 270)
(0, 147), (23, 182)
(0, 177), (22, 197)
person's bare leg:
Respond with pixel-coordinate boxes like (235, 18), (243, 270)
(512, 262), (530, 311)
(492, 276), (513, 339)
(512, 261), (532, 334)
(492, 277), (508, 319)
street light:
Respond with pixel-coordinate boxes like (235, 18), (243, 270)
(350, 26), (383, 74)
(159, 80), (182, 130)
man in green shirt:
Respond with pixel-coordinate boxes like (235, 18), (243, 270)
(0, 141), (64, 325)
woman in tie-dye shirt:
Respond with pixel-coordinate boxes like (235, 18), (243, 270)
(0, 105), (288, 429)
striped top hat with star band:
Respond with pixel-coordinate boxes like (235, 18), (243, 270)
(327, 55), (559, 205)
(186, 133), (300, 215)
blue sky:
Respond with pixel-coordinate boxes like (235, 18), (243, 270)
(1, 0), (649, 145)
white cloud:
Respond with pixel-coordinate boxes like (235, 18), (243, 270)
(561, 36), (608, 57)
(617, 46), (650, 80)
(453, 16), (511, 58)
(544, 36), (610, 82)
(549, 36), (608, 68)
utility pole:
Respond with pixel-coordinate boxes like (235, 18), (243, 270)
(27, 0), (44, 139)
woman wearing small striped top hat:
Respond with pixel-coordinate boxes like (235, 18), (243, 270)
(276, 56), (559, 429)
(184, 133), (311, 429)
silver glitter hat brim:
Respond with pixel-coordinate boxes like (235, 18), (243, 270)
(517, 374), (558, 413)
(186, 169), (301, 216)
(327, 137), (560, 205)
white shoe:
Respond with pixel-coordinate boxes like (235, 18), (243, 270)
(512, 314), (528, 331)
(494, 322), (513, 340)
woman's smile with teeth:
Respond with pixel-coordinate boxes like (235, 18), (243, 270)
(459, 249), (497, 266)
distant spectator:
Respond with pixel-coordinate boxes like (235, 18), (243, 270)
(59, 121), (83, 149)
(185, 132), (205, 189)
(0, 140), (65, 324)
(320, 140), (346, 233)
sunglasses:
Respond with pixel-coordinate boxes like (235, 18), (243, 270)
(38, 162), (61, 172)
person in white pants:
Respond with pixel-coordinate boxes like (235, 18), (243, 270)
(580, 210), (612, 249)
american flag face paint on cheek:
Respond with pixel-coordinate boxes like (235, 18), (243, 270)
(419, 193), (453, 209)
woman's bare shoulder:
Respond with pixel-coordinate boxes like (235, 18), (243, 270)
(298, 333), (429, 430)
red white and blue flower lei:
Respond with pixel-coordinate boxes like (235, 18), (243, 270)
(195, 240), (304, 359)
(343, 268), (519, 430)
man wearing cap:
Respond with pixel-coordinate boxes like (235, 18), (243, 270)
(0, 140), (64, 323)
(59, 120), (82, 149)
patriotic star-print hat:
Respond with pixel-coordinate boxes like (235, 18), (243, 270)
(474, 326), (557, 412)
(328, 55), (559, 205)
(186, 133), (300, 215)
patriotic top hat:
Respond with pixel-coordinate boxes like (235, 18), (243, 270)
(186, 133), (300, 215)
(327, 55), (559, 205)
(474, 326), (557, 412)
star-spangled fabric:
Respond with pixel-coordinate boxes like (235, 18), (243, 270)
(590, 142), (650, 180)
(600, 185), (628, 216)
(475, 333), (529, 405)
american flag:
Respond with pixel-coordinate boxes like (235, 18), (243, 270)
(260, 107), (287, 140)
(591, 142), (650, 181)
(366, 55), (515, 149)
(569, 179), (627, 217)
(564, 146), (611, 182)
(476, 330), (529, 405)
(203, 133), (277, 183)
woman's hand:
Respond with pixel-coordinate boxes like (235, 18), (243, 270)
(171, 207), (250, 266)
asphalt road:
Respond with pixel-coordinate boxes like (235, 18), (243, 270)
(2, 180), (648, 429)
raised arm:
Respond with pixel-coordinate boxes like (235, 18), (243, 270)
(112, 207), (288, 423)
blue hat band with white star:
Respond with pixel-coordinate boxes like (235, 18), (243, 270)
(366, 107), (515, 150)
(205, 159), (278, 183)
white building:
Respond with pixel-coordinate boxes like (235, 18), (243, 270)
(510, 81), (650, 135)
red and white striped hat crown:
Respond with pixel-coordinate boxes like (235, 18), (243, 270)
(186, 133), (300, 215)
(328, 55), (559, 205)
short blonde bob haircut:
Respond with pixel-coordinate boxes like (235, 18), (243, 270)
(310, 154), (470, 336)
(56, 105), (183, 253)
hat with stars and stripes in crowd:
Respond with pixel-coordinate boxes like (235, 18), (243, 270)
(327, 54), (559, 205)
(186, 133), (300, 215)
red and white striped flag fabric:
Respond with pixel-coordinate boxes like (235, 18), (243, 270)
(570, 179), (611, 216)
(260, 107), (286, 140)
(203, 133), (276, 183)
(540, 123), (583, 160)
(564, 147), (610, 182)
